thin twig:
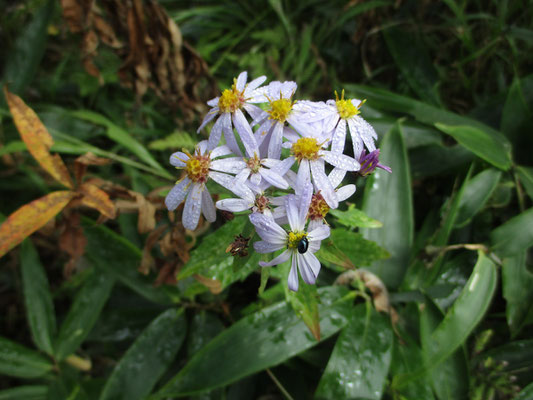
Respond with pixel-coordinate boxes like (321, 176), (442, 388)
(266, 368), (295, 400)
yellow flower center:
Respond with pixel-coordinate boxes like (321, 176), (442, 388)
(291, 137), (321, 161)
(335, 89), (363, 120)
(184, 151), (210, 183)
(308, 193), (330, 220)
(268, 98), (293, 123)
(246, 153), (261, 173)
(288, 231), (307, 249)
(218, 80), (245, 113)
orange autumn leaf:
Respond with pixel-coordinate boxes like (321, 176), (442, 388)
(0, 191), (76, 258)
(4, 87), (74, 189)
(78, 182), (116, 219)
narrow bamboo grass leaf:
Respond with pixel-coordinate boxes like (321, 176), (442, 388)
(515, 382), (533, 400)
(502, 252), (533, 337)
(0, 385), (48, 400)
(345, 84), (512, 160)
(315, 304), (392, 400)
(54, 269), (115, 361)
(0, 191), (75, 258)
(70, 110), (166, 173)
(154, 287), (352, 398)
(516, 166), (533, 201)
(490, 208), (533, 257)
(20, 240), (56, 355)
(419, 298), (469, 400)
(81, 218), (175, 305)
(361, 122), (413, 288)
(435, 123), (512, 171)
(99, 309), (187, 400)
(0, 140), (26, 157)
(0, 336), (53, 378)
(455, 168), (501, 227)
(409, 251), (497, 382)
(4, 88), (73, 188)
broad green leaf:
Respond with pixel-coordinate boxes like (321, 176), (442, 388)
(2, 0), (54, 95)
(0, 336), (53, 378)
(455, 168), (501, 227)
(423, 251), (497, 371)
(0, 385), (48, 400)
(390, 332), (435, 400)
(361, 122), (413, 288)
(315, 304), (392, 400)
(383, 26), (441, 106)
(516, 166), (533, 201)
(54, 269), (114, 360)
(187, 311), (224, 356)
(435, 123), (511, 170)
(287, 280), (320, 341)
(20, 239), (56, 355)
(69, 110), (166, 174)
(178, 218), (247, 280)
(82, 218), (175, 305)
(502, 252), (533, 337)
(368, 118), (443, 149)
(154, 286), (352, 398)
(420, 298), (469, 400)
(345, 84), (512, 159)
(515, 382), (533, 400)
(317, 229), (389, 268)
(478, 340), (533, 386)
(99, 309), (187, 400)
(490, 208), (533, 257)
(410, 143), (473, 179)
(330, 204), (382, 229)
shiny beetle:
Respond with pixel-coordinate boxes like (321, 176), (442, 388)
(297, 237), (309, 254)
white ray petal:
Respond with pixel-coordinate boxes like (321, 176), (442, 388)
(288, 255), (299, 291)
(165, 177), (191, 210)
(201, 189), (216, 222)
(254, 240), (285, 254)
(182, 183), (204, 230)
(215, 198), (251, 212)
(259, 249), (291, 267)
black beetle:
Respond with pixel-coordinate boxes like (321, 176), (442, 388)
(297, 237), (309, 254)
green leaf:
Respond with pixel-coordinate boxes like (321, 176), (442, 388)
(515, 381), (533, 400)
(516, 166), (533, 201)
(20, 239), (56, 355)
(383, 26), (441, 106)
(502, 252), (533, 337)
(361, 122), (413, 288)
(478, 340), (533, 386)
(0, 385), (48, 400)
(390, 332), (435, 400)
(2, 0), (55, 95)
(315, 304), (393, 400)
(69, 110), (167, 175)
(54, 269), (114, 361)
(148, 132), (196, 151)
(490, 208), (533, 257)
(317, 229), (389, 268)
(345, 84), (512, 159)
(455, 168), (501, 227)
(0, 336), (53, 378)
(178, 218), (247, 280)
(154, 287), (352, 398)
(422, 251), (497, 372)
(0, 140), (26, 157)
(329, 204), (383, 229)
(99, 309), (187, 400)
(287, 281), (321, 341)
(435, 123), (512, 171)
(82, 218), (175, 305)
(419, 298), (469, 400)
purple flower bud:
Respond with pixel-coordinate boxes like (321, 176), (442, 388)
(358, 149), (392, 177)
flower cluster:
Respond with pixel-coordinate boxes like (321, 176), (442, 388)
(165, 72), (390, 291)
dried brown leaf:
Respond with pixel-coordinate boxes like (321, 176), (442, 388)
(4, 88), (73, 188)
(78, 182), (116, 219)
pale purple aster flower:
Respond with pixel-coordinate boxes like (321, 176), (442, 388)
(251, 81), (312, 159)
(198, 71), (267, 156)
(298, 90), (377, 156)
(232, 153), (294, 191)
(358, 149), (392, 176)
(165, 141), (247, 230)
(250, 184), (330, 291)
(215, 187), (273, 217)
(282, 129), (360, 209)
